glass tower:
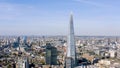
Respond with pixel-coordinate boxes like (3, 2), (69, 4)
(66, 13), (76, 68)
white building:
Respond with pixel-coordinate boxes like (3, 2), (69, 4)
(109, 50), (116, 58)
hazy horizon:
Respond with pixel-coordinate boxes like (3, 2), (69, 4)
(0, 0), (120, 36)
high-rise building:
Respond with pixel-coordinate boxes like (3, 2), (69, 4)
(17, 36), (21, 44)
(13, 36), (21, 48)
(66, 13), (76, 68)
(45, 43), (58, 65)
(23, 36), (27, 45)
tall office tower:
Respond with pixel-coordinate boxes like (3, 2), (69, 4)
(13, 36), (21, 48)
(45, 43), (58, 65)
(66, 13), (76, 68)
(23, 36), (27, 45)
(17, 36), (21, 44)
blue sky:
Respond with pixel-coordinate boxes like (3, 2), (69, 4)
(0, 0), (120, 36)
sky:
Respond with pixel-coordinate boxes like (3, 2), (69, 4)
(0, 0), (120, 36)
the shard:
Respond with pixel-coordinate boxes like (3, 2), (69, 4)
(66, 13), (76, 68)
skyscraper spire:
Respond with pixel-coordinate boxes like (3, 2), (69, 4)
(66, 13), (76, 68)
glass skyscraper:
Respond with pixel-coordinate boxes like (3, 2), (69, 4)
(66, 13), (76, 68)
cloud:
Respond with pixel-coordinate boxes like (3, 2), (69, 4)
(74, 0), (112, 8)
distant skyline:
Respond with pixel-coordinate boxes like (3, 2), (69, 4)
(0, 0), (120, 36)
